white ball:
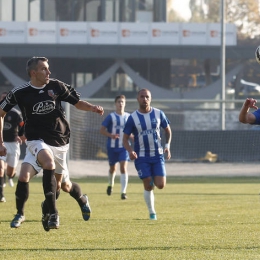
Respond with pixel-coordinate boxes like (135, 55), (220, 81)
(255, 46), (260, 64)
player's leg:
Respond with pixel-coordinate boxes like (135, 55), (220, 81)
(27, 140), (58, 229)
(145, 156), (167, 220)
(142, 176), (157, 220)
(61, 179), (91, 221)
(119, 148), (130, 199)
(10, 162), (37, 228)
(153, 156), (167, 190)
(119, 161), (128, 199)
(135, 158), (157, 220)
(107, 147), (117, 196)
(6, 142), (21, 188)
(41, 173), (61, 232)
(42, 143), (91, 223)
(0, 159), (6, 202)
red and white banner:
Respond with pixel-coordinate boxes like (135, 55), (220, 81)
(89, 22), (118, 44)
(150, 22), (180, 45)
(208, 23), (237, 46)
(0, 22), (26, 43)
(27, 22), (56, 44)
(180, 23), (208, 45)
(0, 21), (237, 46)
(119, 23), (149, 45)
(58, 22), (88, 44)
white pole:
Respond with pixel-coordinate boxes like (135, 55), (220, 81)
(220, 0), (226, 130)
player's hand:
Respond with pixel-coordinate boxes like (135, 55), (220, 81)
(16, 136), (22, 144)
(0, 143), (7, 156)
(164, 148), (171, 160)
(111, 134), (119, 139)
(92, 105), (104, 116)
(244, 98), (258, 110)
(129, 151), (138, 160)
(16, 135), (26, 144)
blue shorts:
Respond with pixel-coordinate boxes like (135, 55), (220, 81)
(107, 147), (129, 166)
(134, 155), (166, 179)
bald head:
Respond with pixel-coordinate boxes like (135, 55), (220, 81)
(137, 89), (152, 113)
(137, 88), (151, 97)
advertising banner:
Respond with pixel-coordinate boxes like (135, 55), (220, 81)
(0, 21), (237, 46)
(88, 22), (118, 44)
(0, 22), (26, 43)
(180, 23), (207, 45)
(150, 22), (180, 45)
(119, 23), (149, 45)
(58, 22), (88, 44)
(208, 23), (237, 46)
(27, 22), (57, 44)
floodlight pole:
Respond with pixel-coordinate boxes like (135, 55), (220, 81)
(220, 0), (226, 130)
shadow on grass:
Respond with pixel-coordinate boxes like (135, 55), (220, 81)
(1, 245), (260, 251)
(28, 176), (260, 184)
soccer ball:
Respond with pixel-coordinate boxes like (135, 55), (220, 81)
(255, 46), (260, 64)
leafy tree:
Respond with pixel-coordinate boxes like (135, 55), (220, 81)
(189, 0), (260, 39)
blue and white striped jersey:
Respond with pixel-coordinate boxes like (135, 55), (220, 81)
(102, 112), (130, 148)
(124, 107), (170, 157)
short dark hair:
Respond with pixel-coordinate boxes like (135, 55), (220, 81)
(137, 88), (151, 96)
(114, 95), (126, 103)
(26, 56), (48, 77)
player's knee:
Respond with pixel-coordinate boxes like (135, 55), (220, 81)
(42, 160), (55, 170)
(144, 184), (153, 191)
(56, 182), (61, 191)
(18, 171), (30, 182)
(156, 183), (165, 189)
(61, 181), (72, 193)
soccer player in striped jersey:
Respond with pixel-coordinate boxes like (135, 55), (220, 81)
(100, 95), (130, 200)
(123, 89), (172, 220)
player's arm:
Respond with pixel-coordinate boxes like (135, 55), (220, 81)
(164, 125), (172, 160)
(16, 121), (25, 144)
(0, 107), (7, 156)
(74, 100), (104, 116)
(239, 98), (258, 124)
(123, 133), (137, 160)
(100, 126), (119, 139)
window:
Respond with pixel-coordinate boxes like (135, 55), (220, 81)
(111, 73), (134, 92)
(0, 0), (12, 21)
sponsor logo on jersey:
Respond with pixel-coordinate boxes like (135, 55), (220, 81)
(39, 90), (44, 94)
(137, 169), (143, 177)
(140, 129), (157, 136)
(3, 122), (12, 130)
(48, 90), (58, 100)
(114, 125), (124, 130)
(32, 101), (55, 114)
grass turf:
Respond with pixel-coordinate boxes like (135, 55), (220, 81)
(0, 176), (260, 260)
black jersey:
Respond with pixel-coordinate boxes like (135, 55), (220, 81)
(0, 79), (80, 147)
(3, 108), (24, 142)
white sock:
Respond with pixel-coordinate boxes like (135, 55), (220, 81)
(144, 190), (156, 214)
(120, 173), (128, 193)
(108, 171), (116, 186)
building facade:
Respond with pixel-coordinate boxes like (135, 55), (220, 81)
(0, 0), (246, 99)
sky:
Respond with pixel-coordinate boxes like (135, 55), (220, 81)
(171, 0), (191, 20)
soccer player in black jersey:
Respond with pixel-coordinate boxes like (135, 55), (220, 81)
(0, 57), (104, 230)
(0, 92), (24, 202)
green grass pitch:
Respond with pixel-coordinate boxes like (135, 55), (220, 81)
(0, 176), (260, 260)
